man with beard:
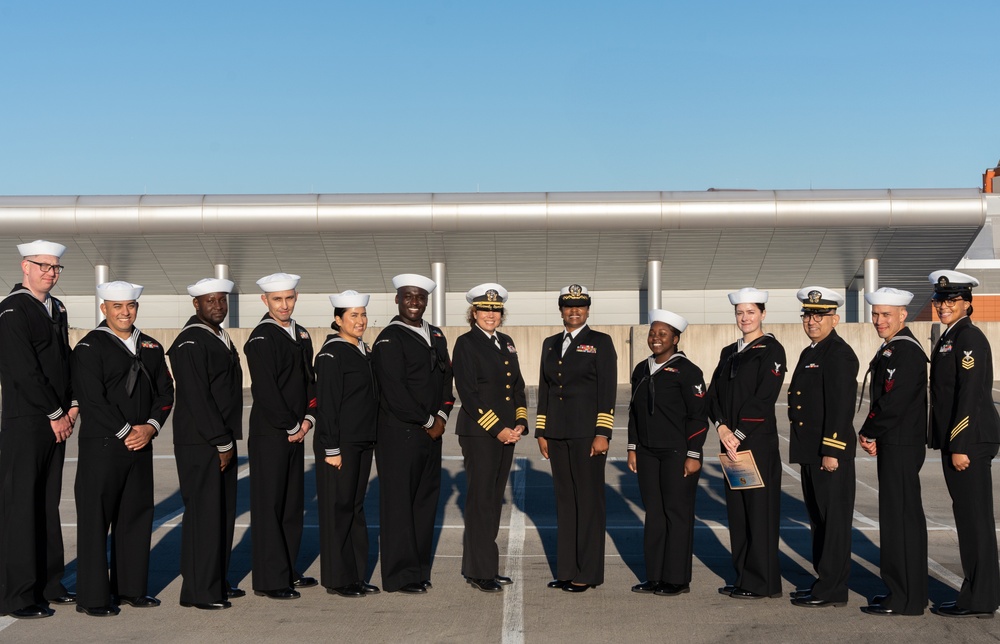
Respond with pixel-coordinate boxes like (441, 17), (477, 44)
(72, 281), (174, 616)
(244, 273), (317, 599)
(0, 240), (77, 619)
(371, 273), (454, 593)
(167, 278), (244, 610)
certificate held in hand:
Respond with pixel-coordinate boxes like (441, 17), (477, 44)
(719, 450), (765, 490)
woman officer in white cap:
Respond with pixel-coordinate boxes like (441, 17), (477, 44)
(452, 283), (528, 593)
(708, 287), (786, 600)
(926, 270), (1000, 618)
(314, 290), (380, 598)
(626, 310), (707, 597)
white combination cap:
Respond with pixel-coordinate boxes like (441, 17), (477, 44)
(18, 240), (67, 258)
(864, 287), (914, 306)
(97, 281), (143, 302)
(392, 273), (437, 294)
(329, 290), (370, 308)
(466, 283), (508, 307)
(648, 309), (688, 333)
(187, 278), (235, 297)
(797, 286), (845, 310)
(728, 287), (768, 305)
(256, 273), (300, 293)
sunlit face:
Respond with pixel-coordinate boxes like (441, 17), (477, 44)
(101, 300), (138, 335)
(802, 311), (838, 343)
(647, 321), (679, 360)
(871, 305), (907, 340)
(933, 297), (969, 327)
(336, 307), (368, 342)
(193, 292), (229, 327)
(560, 305), (589, 331)
(396, 286), (428, 326)
(262, 289), (297, 325)
(734, 303), (764, 336)
(474, 308), (502, 333)
(21, 254), (61, 295)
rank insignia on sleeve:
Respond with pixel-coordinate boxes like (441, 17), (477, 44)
(884, 368), (895, 392)
(693, 384), (706, 398)
(962, 351), (974, 370)
(771, 362), (782, 376)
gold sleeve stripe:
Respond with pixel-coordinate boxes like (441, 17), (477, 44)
(536, 415), (546, 429)
(515, 407), (528, 419)
(950, 416), (970, 441)
(597, 412), (615, 422)
(596, 418), (615, 429)
(478, 410), (500, 430)
(822, 437), (847, 450)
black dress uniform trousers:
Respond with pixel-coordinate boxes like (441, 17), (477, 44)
(315, 441), (374, 588)
(175, 443), (238, 605)
(249, 435), (305, 590)
(75, 437), (154, 607)
(459, 434), (515, 580)
(0, 421), (68, 612)
(376, 429), (442, 592)
(942, 445), (1000, 613)
(636, 445), (699, 585)
(800, 460), (856, 602)
(876, 443), (927, 615)
(547, 436), (606, 586)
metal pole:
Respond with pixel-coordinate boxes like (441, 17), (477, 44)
(863, 258), (878, 322)
(431, 262), (446, 327)
(647, 260), (662, 317)
(214, 263), (233, 328)
(95, 264), (109, 326)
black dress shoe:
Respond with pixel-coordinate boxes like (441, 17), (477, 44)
(548, 579), (571, 589)
(937, 600), (956, 609)
(76, 604), (120, 617)
(293, 576), (318, 588)
(861, 605), (900, 616)
(718, 585), (736, 595)
(392, 582), (427, 594)
(934, 605), (995, 619)
(327, 583), (365, 598)
(494, 575), (513, 586)
(48, 593), (76, 604)
(791, 594), (847, 608)
(632, 581), (659, 594)
(254, 587), (300, 600)
(6, 605), (52, 619)
(118, 595), (161, 608)
(870, 594), (887, 605)
(420, 580), (432, 590)
(227, 587), (246, 599)
(468, 578), (503, 593)
(654, 583), (690, 597)
(180, 600), (231, 610)
(789, 589), (812, 599)
(729, 587), (766, 599)
(562, 583), (591, 593)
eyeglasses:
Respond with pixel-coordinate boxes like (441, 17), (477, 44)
(800, 313), (834, 322)
(25, 259), (65, 274)
(932, 298), (963, 309)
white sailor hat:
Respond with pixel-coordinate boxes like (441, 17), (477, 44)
(648, 309), (688, 333)
(256, 272), (300, 293)
(796, 286), (844, 312)
(187, 278), (235, 297)
(97, 281), (143, 302)
(558, 284), (591, 307)
(864, 287), (913, 307)
(466, 283), (508, 309)
(728, 287), (768, 305)
(929, 270), (979, 300)
(329, 290), (370, 308)
(392, 273), (437, 294)
(18, 240), (66, 259)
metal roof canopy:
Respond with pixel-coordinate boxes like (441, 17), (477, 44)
(0, 189), (988, 306)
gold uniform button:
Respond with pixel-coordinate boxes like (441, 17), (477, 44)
(505, 397), (511, 401)
(506, 372), (511, 377)
(796, 405), (801, 410)
(798, 422), (804, 426)
(558, 360), (562, 365)
(504, 361), (509, 365)
(505, 384), (511, 389)
(796, 391), (801, 395)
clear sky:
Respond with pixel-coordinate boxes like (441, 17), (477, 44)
(0, 1), (996, 195)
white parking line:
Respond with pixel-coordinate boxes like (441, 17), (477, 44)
(502, 457), (527, 644)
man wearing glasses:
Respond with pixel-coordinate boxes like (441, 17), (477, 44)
(787, 286), (859, 609)
(0, 241), (78, 619)
(927, 270), (1000, 619)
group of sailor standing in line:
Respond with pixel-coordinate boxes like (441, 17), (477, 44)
(0, 238), (996, 621)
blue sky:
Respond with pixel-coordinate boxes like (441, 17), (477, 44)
(0, 1), (996, 195)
